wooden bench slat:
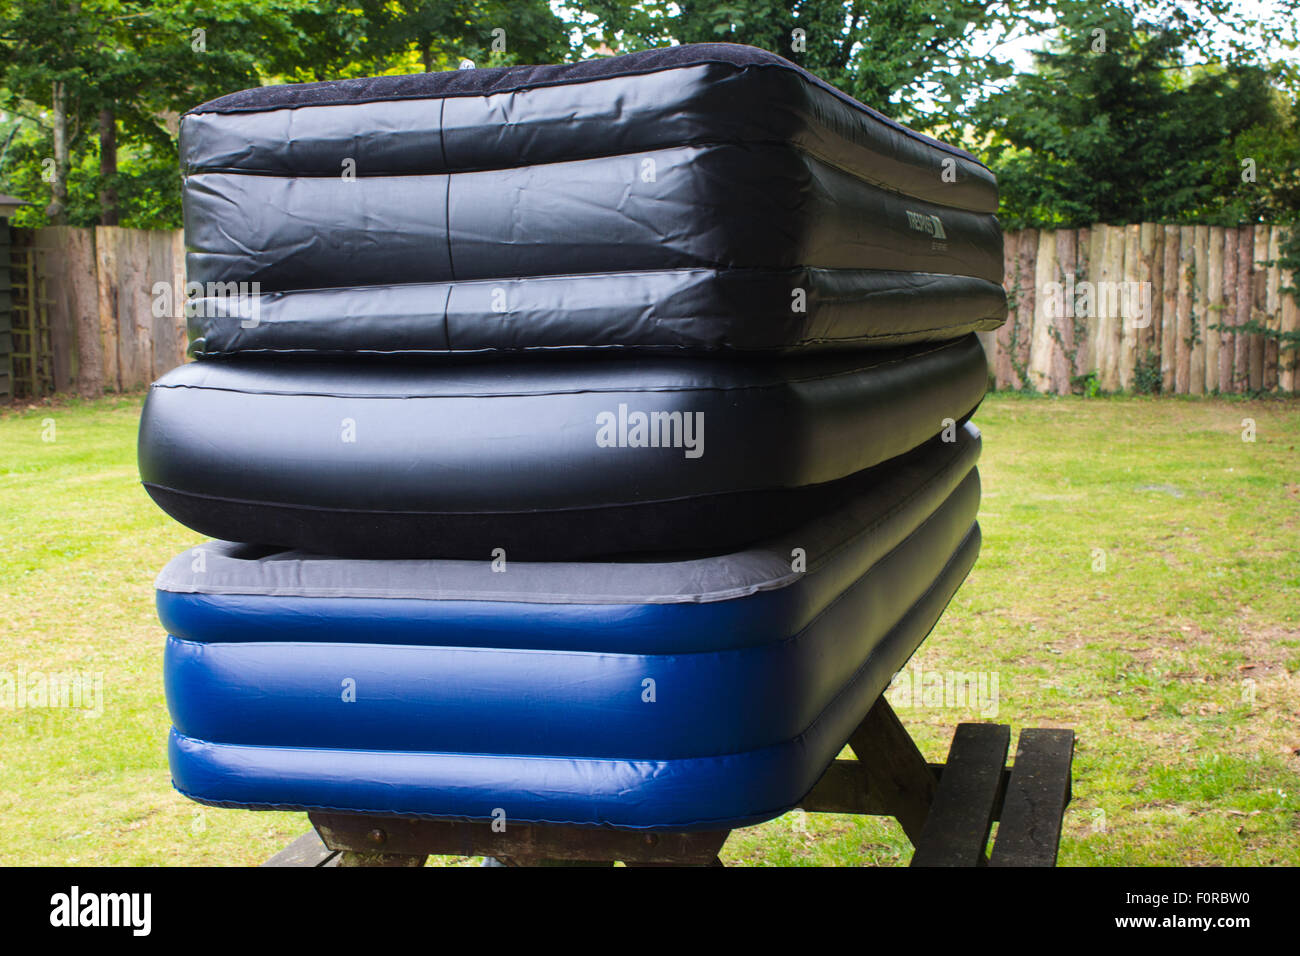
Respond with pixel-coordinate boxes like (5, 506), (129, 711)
(262, 830), (341, 867)
(910, 723), (1010, 867)
(799, 760), (1014, 818)
(989, 728), (1075, 868)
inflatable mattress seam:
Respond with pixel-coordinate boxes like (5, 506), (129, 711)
(187, 320), (1007, 359)
(149, 338), (972, 400)
(141, 447), (975, 548)
(153, 448), (977, 604)
(160, 507), (975, 663)
(185, 266), (1004, 297)
(186, 137), (988, 214)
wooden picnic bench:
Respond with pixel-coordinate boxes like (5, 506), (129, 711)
(263, 697), (1074, 868)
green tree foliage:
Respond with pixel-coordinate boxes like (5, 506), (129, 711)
(0, 0), (1297, 230)
(0, 0), (312, 226)
(0, 0), (566, 227)
(358, 0), (567, 74)
(567, 0), (1026, 130)
(264, 0), (568, 82)
(975, 3), (1293, 228)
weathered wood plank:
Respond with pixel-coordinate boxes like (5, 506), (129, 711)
(1175, 225), (1194, 394)
(1087, 225), (1105, 388)
(34, 227), (100, 395)
(1234, 226), (1254, 392)
(989, 729), (1076, 868)
(1074, 226), (1092, 378)
(70, 229), (103, 397)
(310, 813), (728, 865)
(910, 723), (1011, 867)
(799, 759), (878, 815)
(338, 851), (427, 867)
(1205, 226), (1224, 392)
(94, 226), (120, 391)
(147, 229), (185, 379)
(847, 697), (939, 844)
(1027, 229), (1057, 393)
(1139, 222), (1160, 369)
(117, 229), (153, 390)
(801, 760), (1013, 815)
(33, 228), (77, 393)
(1092, 225), (1118, 391)
(1161, 224), (1179, 392)
(1190, 224), (1209, 393)
(996, 234), (1016, 389)
(1119, 223), (1141, 390)
(262, 829), (340, 867)
(1052, 229), (1078, 393)
(1221, 227), (1239, 392)
(1263, 225), (1281, 391)
(1250, 226), (1268, 391)
(173, 228), (188, 367)
(1281, 229), (1298, 394)
(1013, 228), (1038, 389)
(1087, 226), (1105, 382)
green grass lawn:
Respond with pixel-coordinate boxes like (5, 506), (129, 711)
(1, 391), (1297, 866)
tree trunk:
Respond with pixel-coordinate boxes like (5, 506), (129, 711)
(47, 80), (70, 224)
(99, 107), (118, 226)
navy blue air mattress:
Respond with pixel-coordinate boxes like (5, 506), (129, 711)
(138, 335), (988, 560)
(179, 44), (1006, 357)
(161, 423), (982, 830)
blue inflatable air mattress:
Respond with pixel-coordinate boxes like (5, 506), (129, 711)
(160, 424), (981, 830)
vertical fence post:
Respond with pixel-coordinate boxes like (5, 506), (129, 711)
(1280, 227), (1298, 394)
(1234, 226), (1254, 392)
(1263, 226), (1281, 392)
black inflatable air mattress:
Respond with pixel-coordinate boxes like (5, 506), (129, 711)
(138, 335), (988, 559)
(179, 44), (1006, 357)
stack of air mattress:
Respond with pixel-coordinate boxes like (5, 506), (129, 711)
(143, 43), (1005, 832)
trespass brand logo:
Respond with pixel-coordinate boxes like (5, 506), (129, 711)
(595, 404), (704, 459)
(905, 209), (947, 239)
(49, 886), (151, 936)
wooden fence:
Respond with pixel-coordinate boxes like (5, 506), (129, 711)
(10, 226), (185, 398)
(983, 223), (1299, 394)
(8, 222), (1299, 400)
